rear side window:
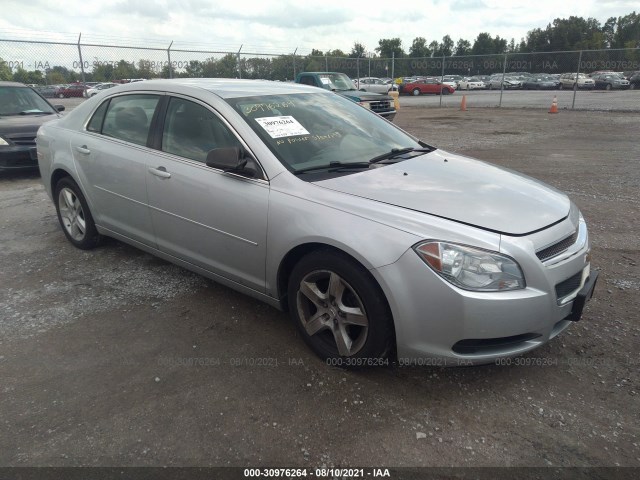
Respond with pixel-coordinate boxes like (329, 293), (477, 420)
(101, 95), (160, 146)
(86, 100), (109, 133)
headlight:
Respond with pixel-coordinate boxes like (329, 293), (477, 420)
(414, 241), (525, 292)
(0, 136), (10, 146)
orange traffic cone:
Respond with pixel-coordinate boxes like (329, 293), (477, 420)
(549, 96), (558, 114)
(460, 94), (467, 111)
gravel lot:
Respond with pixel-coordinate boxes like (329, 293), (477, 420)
(0, 107), (638, 470)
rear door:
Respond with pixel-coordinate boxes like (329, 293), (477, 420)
(71, 93), (162, 247)
(145, 95), (269, 292)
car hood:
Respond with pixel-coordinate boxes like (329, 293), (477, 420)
(314, 150), (570, 235)
(0, 113), (60, 136)
(337, 90), (391, 101)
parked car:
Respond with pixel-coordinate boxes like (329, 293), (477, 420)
(401, 78), (455, 95)
(57, 84), (87, 98)
(558, 73), (595, 90)
(355, 77), (398, 94)
(591, 73), (630, 90)
(0, 81), (64, 172)
(522, 75), (560, 90)
(85, 82), (119, 97)
(33, 85), (58, 98)
(441, 75), (463, 89)
(36, 79), (598, 366)
(628, 71), (640, 89)
(488, 75), (522, 90)
(458, 77), (486, 90)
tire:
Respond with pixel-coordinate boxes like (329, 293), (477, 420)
(559, 83), (563, 90)
(412, 88), (421, 96)
(466, 85), (470, 91)
(442, 87), (451, 95)
(54, 177), (102, 250)
(489, 84), (493, 90)
(288, 250), (393, 364)
(605, 83), (612, 91)
(58, 93), (65, 98)
(630, 83), (636, 90)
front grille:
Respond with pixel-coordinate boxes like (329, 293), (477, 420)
(536, 231), (578, 262)
(368, 100), (393, 113)
(555, 270), (583, 300)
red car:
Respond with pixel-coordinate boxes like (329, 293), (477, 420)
(401, 79), (455, 96)
(56, 84), (87, 98)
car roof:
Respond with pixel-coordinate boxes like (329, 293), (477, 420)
(0, 81), (29, 88)
(114, 78), (320, 99)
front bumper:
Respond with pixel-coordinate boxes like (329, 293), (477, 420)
(0, 146), (39, 171)
(373, 216), (594, 365)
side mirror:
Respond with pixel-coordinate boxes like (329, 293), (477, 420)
(206, 146), (248, 172)
(54, 105), (65, 112)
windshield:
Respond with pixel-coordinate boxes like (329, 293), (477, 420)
(0, 86), (56, 115)
(318, 73), (356, 91)
(226, 92), (423, 174)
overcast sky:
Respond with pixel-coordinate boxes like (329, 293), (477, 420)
(0, 0), (637, 54)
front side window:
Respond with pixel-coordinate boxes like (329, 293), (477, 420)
(101, 94), (160, 146)
(161, 97), (241, 163)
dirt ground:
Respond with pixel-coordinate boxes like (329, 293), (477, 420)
(0, 107), (638, 471)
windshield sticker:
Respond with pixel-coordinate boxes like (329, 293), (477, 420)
(255, 116), (310, 139)
(276, 131), (342, 146)
(319, 77), (331, 85)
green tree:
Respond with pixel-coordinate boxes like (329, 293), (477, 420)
(185, 60), (204, 78)
(0, 57), (13, 80)
(350, 42), (366, 58)
(454, 39), (472, 56)
(472, 33), (497, 55)
(375, 38), (404, 59)
(409, 37), (431, 58)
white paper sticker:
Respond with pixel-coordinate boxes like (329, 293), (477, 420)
(319, 77), (331, 85)
(255, 116), (310, 139)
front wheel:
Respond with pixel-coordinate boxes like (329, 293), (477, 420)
(58, 93), (65, 98)
(412, 88), (421, 96)
(54, 177), (102, 250)
(442, 87), (451, 95)
(288, 250), (393, 363)
(605, 83), (612, 91)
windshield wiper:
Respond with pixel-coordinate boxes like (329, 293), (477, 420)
(368, 147), (433, 164)
(293, 161), (371, 175)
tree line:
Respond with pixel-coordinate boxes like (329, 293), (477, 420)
(1, 11), (638, 84)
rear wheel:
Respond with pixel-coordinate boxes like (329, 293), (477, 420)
(58, 93), (65, 98)
(605, 83), (612, 91)
(288, 250), (393, 364)
(54, 177), (102, 250)
(412, 88), (421, 96)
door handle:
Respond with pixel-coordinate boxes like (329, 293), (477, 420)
(148, 166), (171, 179)
(75, 145), (91, 155)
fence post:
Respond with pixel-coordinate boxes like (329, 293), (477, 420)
(167, 41), (173, 79)
(356, 57), (360, 84)
(77, 33), (86, 85)
(237, 44), (243, 79)
(292, 47), (297, 81)
(368, 55), (371, 77)
(572, 50), (582, 110)
(499, 53), (508, 107)
(325, 55), (328, 71)
(440, 55), (445, 107)
(391, 52), (395, 80)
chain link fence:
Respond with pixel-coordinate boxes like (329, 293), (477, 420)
(1, 37), (638, 110)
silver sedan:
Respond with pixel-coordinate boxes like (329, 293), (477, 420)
(37, 79), (598, 366)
